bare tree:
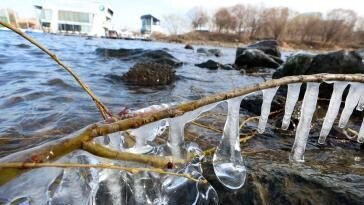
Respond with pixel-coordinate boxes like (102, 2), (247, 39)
(163, 14), (188, 35)
(262, 7), (291, 40)
(187, 7), (209, 30)
(213, 7), (236, 32)
(230, 4), (247, 37)
(244, 5), (265, 40)
(321, 9), (357, 43)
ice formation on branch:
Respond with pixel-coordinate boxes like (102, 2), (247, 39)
(282, 83), (301, 130)
(339, 83), (364, 128)
(213, 96), (246, 189)
(290, 83), (320, 162)
(168, 103), (218, 158)
(258, 87), (279, 133)
(318, 82), (348, 144)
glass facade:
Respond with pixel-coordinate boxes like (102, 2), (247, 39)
(41, 9), (52, 21)
(58, 10), (91, 23)
(58, 23), (91, 33)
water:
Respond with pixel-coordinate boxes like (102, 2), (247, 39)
(0, 31), (263, 157)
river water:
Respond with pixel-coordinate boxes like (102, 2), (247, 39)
(1, 31), (363, 204)
(0, 31), (264, 157)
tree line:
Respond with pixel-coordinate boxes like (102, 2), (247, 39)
(163, 4), (364, 46)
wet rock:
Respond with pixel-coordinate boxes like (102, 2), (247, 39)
(195, 60), (220, 70)
(273, 50), (364, 78)
(235, 49), (282, 71)
(96, 48), (182, 68)
(122, 62), (176, 86)
(196, 48), (222, 57)
(240, 93), (286, 115)
(273, 50), (364, 99)
(236, 40), (281, 58)
(184, 44), (194, 50)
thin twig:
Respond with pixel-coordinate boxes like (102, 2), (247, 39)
(82, 141), (186, 168)
(0, 20), (112, 119)
(0, 162), (205, 183)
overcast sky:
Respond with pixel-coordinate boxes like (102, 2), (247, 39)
(1, 0), (363, 30)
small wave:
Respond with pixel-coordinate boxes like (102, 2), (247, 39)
(14, 43), (31, 49)
(104, 74), (123, 84)
(1, 96), (25, 107)
(42, 78), (73, 89)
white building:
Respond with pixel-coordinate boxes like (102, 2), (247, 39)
(140, 14), (162, 35)
(34, 0), (114, 37)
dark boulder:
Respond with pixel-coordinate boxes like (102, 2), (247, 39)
(273, 50), (364, 79)
(240, 93), (286, 115)
(195, 60), (220, 70)
(196, 48), (222, 57)
(122, 62), (176, 86)
(96, 48), (182, 68)
(235, 49), (282, 71)
(184, 44), (194, 50)
(236, 40), (281, 58)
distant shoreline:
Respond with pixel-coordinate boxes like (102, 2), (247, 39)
(153, 31), (359, 53)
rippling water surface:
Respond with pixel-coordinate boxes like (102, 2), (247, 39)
(0, 31), (264, 157)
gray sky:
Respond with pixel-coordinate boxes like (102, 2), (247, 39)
(1, 0), (363, 30)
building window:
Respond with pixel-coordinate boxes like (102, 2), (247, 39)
(58, 23), (82, 32)
(58, 10), (91, 23)
(41, 9), (52, 21)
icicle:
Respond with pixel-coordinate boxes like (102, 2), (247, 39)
(318, 82), (348, 144)
(213, 96), (246, 189)
(290, 83), (320, 162)
(338, 83), (364, 128)
(357, 95), (364, 111)
(282, 83), (301, 130)
(258, 87), (279, 133)
(358, 119), (364, 143)
(168, 103), (218, 158)
(128, 120), (168, 154)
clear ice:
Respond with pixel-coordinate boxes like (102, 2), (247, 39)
(127, 120), (168, 154)
(290, 83), (320, 162)
(258, 87), (279, 133)
(168, 103), (218, 158)
(318, 82), (348, 144)
(213, 96), (246, 189)
(338, 83), (364, 128)
(282, 83), (302, 130)
(356, 96), (364, 111)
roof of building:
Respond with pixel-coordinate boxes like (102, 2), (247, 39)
(140, 14), (159, 21)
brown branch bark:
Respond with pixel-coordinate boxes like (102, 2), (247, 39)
(1, 74), (364, 185)
(0, 20), (112, 119)
(82, 141), (186, 168)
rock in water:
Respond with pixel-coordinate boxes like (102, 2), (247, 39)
(234, 49), (282, 71)
(184, 44), (194, 50)
(273, 50), (364, 78)
(195, 60), (220, 70)
(236, 40), (281, 58)
(96, 48), (183, 68)
(196, 48), (223, 57)
(122, 62), (176, 86)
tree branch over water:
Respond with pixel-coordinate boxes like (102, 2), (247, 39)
(0, 20), (112, 119)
